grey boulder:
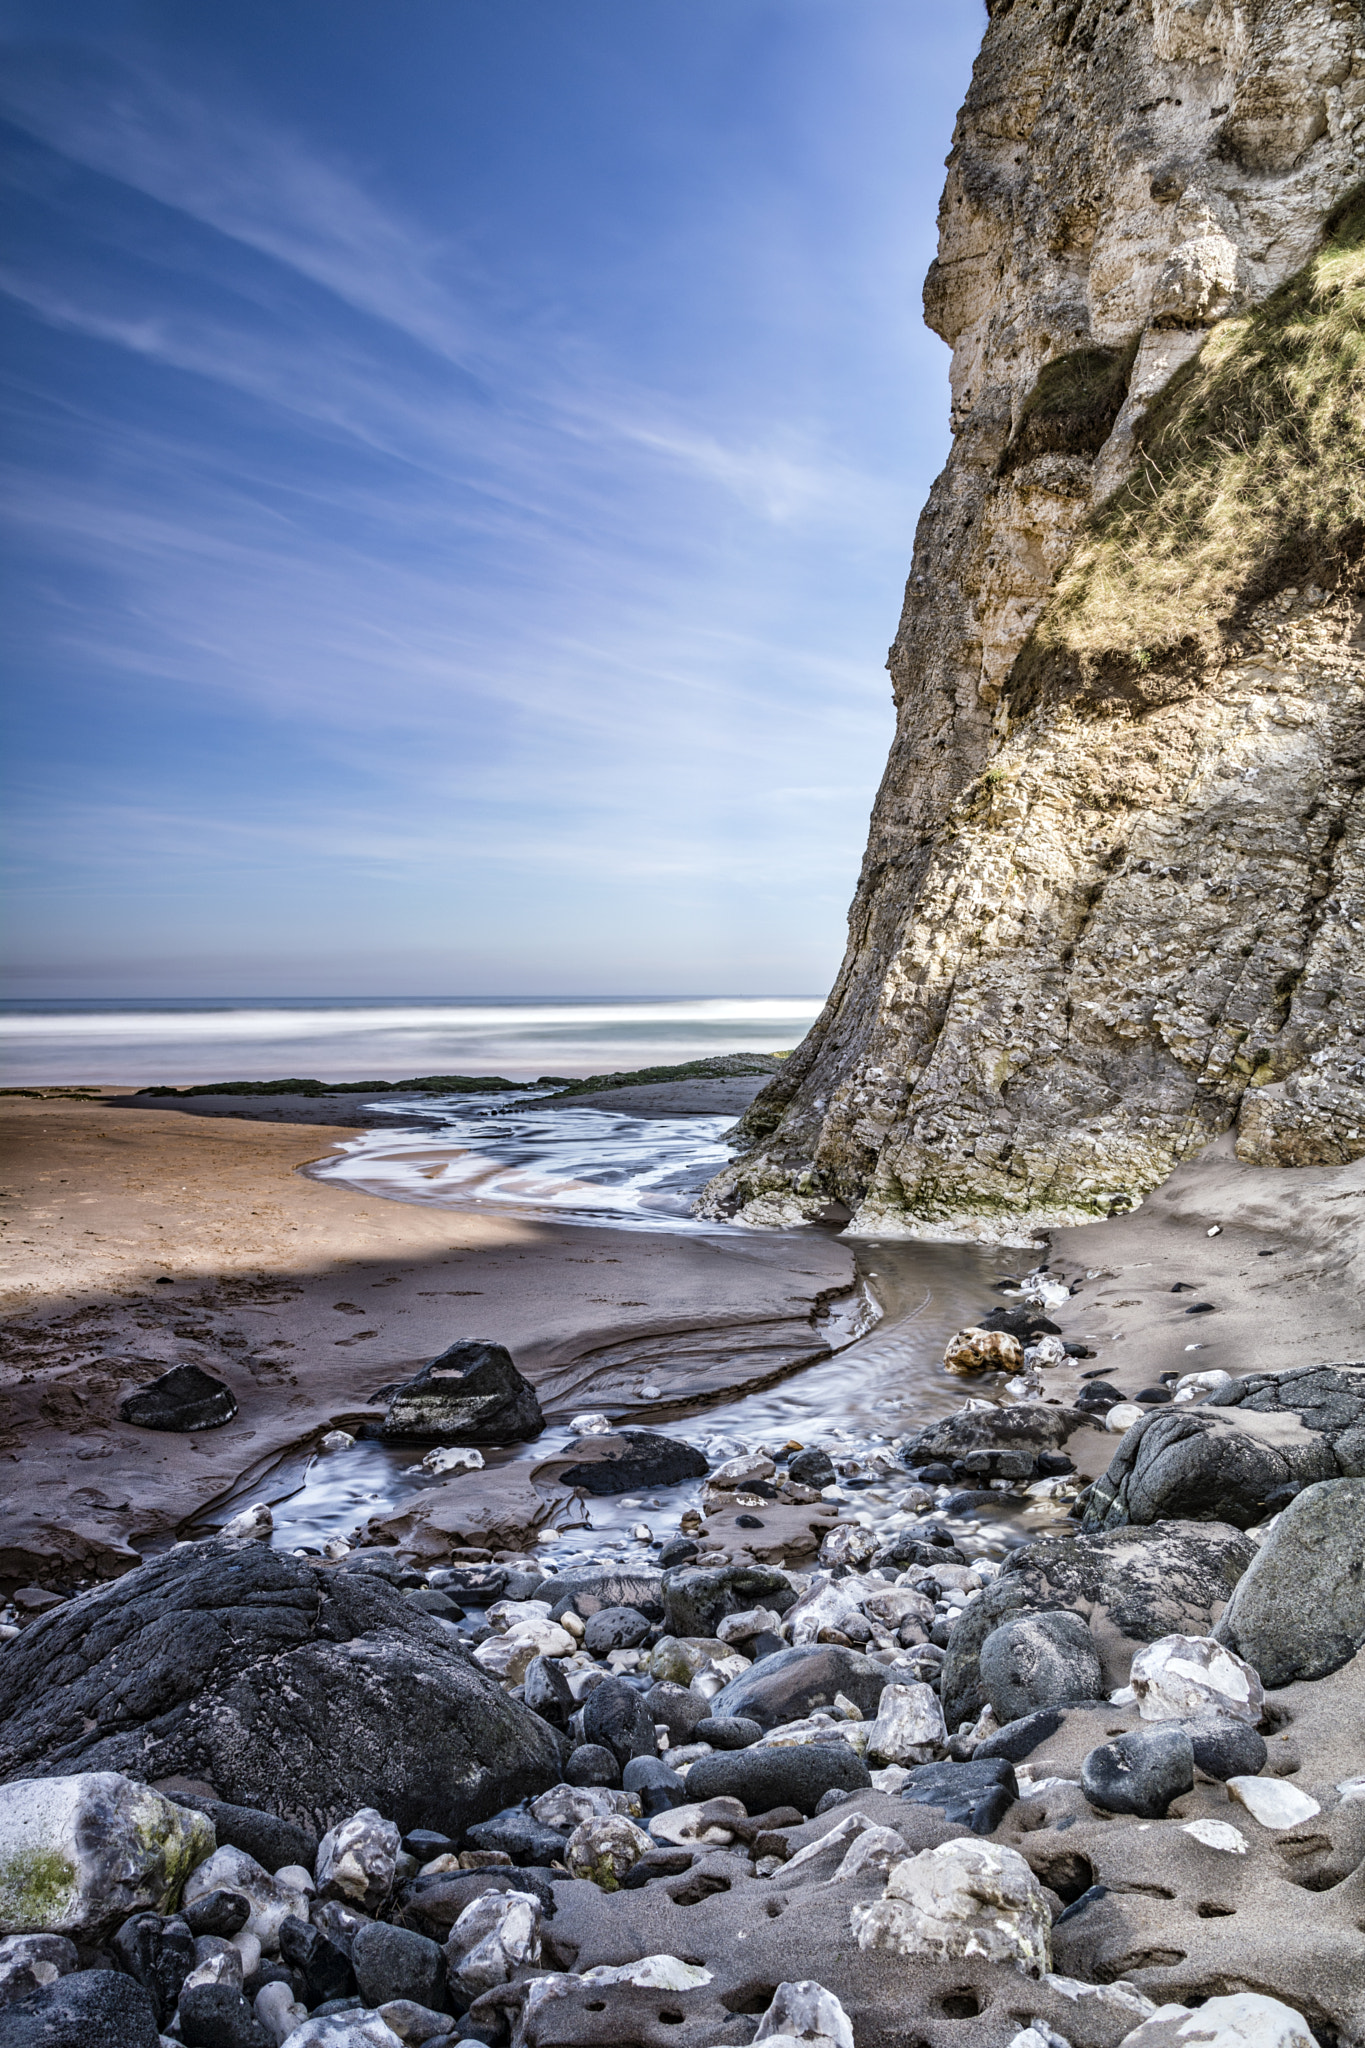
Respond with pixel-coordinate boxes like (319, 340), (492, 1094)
(1214, 1475), (1365, 1685)
(683, 1740), (870, 1814)
(379, 1341), (544, 1444)
(1081, 1725), (1194, 1817)
(940, 1520), (1254, 1728)
(978, 1610), (1104, 1719)
(661, 1564), (797, 1640)
(557, 1432), (708, 1495)
(1082, 1403), (1341, 1533)
(350, 1917), (447, 2012)
(707, 1644), (892, 1729)
(899, 1402), (1091, 1482)
(1, 1969), (162, 2048)
(0, 1540), (563, 1840)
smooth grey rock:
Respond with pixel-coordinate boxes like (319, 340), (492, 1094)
(463, 1809), (567, 1866)
(899, 1404), (1087, 1481)
(661, 1565), (797, 1640)
(0, 1541), (563, 1841)
(0, 1773), (214, 1941)
(900, 1758), (1017, 1834)
(548, 1569), (664, 1623)
(788, 1448), (836, 1489)
(939, 1521), (1254, 1728)
(693, 1716), (763, 1750)
(1214, 1476), (1365, 1686)
(1, 1969), (162, 2048)
(643, 1682), (709, 1745)
(522, 1655), (575, 1729)
(580, 1678), (657, 1767)
(620, 1757), (686, 1816)
(558, 1432), (708, 1495)
(564, 1744), (620, 1788)
(379, 1342), (543, 1444)
(707, 1645), (892, 1729)
(181, 1890), (251, 1939)
(1082, 1408), (1338, 1532)
(683, 1741), (871, 1814)
(350, 1918), (446, 2013)
(119, 1364), (238, 1432)
(972, 1707), (1066, 1764)
(1081, 1726), (1194, 1817)
(1181, 1719), (1268, 1780)
(581, 1606), (652, 1654)
(169, 1798), (318, 1876)
(978, 1610), (1104, 1719)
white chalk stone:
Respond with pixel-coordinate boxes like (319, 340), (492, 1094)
(852, 1838), (1051, 1971)
(0, 1773), (214, 1941)
(1226, 1777), (1321, 1830)
(753, 1980), (855, 2048)
(446, 1888), (543, 1995)
(1130, 1634), (1264, 1725)
(1115, 1992), (1316, 2048)
(315, 1807), (401, 1910)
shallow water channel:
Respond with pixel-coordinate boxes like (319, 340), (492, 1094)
(267, 1091), (1049, 1565)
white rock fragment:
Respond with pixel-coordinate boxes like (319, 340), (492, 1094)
(445, 1887), (543, 1995)
(1130, 1635), (1264, 1725)
(581, 1955), (713, 1990)
(473, 1619), (574, 1682)
(865, 1681), (946, 1765)
(1008, 2027), (1073, 2048)
(1106, 1403), (1146, 1434)
(831, 1825), (909, 1885)
(851, 1838), (1051, 1972)
(0, 1772), (214, 1940)
(1226, 1777), (1321, 1830)
(563, 1814), (652, 1887)
(568, 1412), (613, 1435)
(418, 1445), (484, 1475)
(184, 1845), (301, 1954)
(221, 1502), (273, 1541)
(717, 1606), (785, 1645)
(530, 1784), (632, 1830)
(315, 1807), (401, 1910)
(257, 1976), (310, 2044)
(1046, 1975), (1157, 2024)
(1172, 1371), (1235, 1405)
(320, 1431), (355, 1452)
(1024, 1334), (1070, 1370)
(1115, 1992), (1316, 2048)
(1181, 1819), (1248, 1854)
(753, 1980), (856, 2048)
(278, 2013), (404, 2047)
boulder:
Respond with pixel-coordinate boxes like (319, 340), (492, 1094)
(865, 1684), (945, 1765)
(0, 1541), (563, 1840)
(169, 1798), (318, 1875)
(661, 1565), (797, 1640)
(1129, 1634), (1263, 1725)
(1113, 1993), (1316, 2048)
(900, 1759), (1017, 1834)
(0, 1772), (214, 1940)
(278, 1914), (355, 2006)
(379, 1342), (543, 1444)
(943, 1328), (1024, 1375)
(1181, 1720), (1267, 1780)
(181, 1847), (301, 1952)
(350, 1917), (446, 2012)
(939, 1521), (1254, 1728)
(1213, 1477), (1365, 1686)
(444, 1887), (543, 1993)
(0, 1934), (78, 2008)
(707, 1645), (891, 1729)
(1082, 1407), (1338, 1532)
(1081, 1726), (1195, 1817)
(1, 1967), (162, 2048)
(556, 1433), (708, 1495)
(899, 1403), (1091, 1483)
(1211, 1363), (1365, 1465)
(563, 1815), (653, 1889)
(546, 1567), (664, 1622)
(581, 1607), (651, 1654)
(978, 1612), (1105, 1719)
(118, 1364), (238, 1432)
(316, 1809), (401, 1910)
(580, 1678), (657, 1768)
(683, 1742), (871, 1815)
(851, 1839), (1051, 1972)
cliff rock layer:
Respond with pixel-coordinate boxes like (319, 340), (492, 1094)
(701, 0), (1365, 1244)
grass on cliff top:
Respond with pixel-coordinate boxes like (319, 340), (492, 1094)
(1034, 186), (1365, 670)
(547, 1053), (789, 1096)
(133, 1054), (790, 1100)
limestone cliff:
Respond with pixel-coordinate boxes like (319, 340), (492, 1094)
(702, 0), (1365, 1243)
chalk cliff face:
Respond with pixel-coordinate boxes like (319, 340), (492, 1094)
(701, 0), (1365, 1243)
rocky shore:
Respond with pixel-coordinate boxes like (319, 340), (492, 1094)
(2, 1235), (1361, 2047)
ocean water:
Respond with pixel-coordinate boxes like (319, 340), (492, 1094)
(0, 995), (821, 1088)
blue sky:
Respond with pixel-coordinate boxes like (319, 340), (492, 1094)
(0, 0), (981, 999)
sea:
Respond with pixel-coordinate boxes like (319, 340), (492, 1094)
(0, 995), (822, 1090)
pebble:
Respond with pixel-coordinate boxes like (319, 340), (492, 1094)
(1081, 1726), (1195, 1818)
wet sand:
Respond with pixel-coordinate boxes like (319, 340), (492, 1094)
(0, 1089), (853, 1592)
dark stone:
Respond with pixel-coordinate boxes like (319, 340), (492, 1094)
(1074, 1383), (1123, 1412)
(899, 1404), (1088, 1484)
(405, 1588), (466, 1620)
(660, 1565), (797, 1640)
(581, 1677), (658, 1766)
(241, 1961), (292, 2001)
(706, 1644), (891, 1729)
(401, 1867), (555, 1937)
(501, 1571), (549, 1602)
(901, 1758), (1018, 1834)
(694, 1716), (763, 1750)
(787, 1448), (837, 1489)
(465, 1809), (569, 1866)
(736, 1514), (764, 1529)
(565, 1743), (622, 1788)
(351, 1918), (447, 2013)
(582, 1606), (652, 1654)
(874, 1535), (968, 1573)
(973, 1707), (1067, 1763)
(0, 1540), (564, 1840)
(1214, 1475), (1365, 1685)
(109, 1912), (194, 2026)
(336, 1552), (427, 1589)
(523, 1654), (576, 1728)
(403, 1828), (455, 1861)
(169, 1797), (318, 1875)
(749, 1630), (786, 1662)
(657, 1538), (699, 1569)
(432, 1565), (509, 1603)
(119, 1364), (238, 1433)
(278, 1914), (356, 2006)
(621, 1755), (687, 1815)
(1185, 1303), (1218, 1315)
(976, 1308), (1061, 1340)
(643, 1681), (709, 1745)
(814, 1788), (853, 1814)
(1035, 1453), (1075, 1477)
(2, 1970), (162, 2048)
(1082, 1407), (1339, 1532)
(684, 1741), (870, 1815)
(1135, 1387), (1173, 1405)
(942, 1490), (1000, 1515)
(1081, 1726), (1194, 1817)
(938, 1520), (1255, 1728)
(379, 1341), (544, 1444)
(548, 1569), (664, 1624)
(558, 1432), (708, 1496)
(180, 1889), (251, 1938)
(912, 1463), (954, 1485)
(177, 1979), (273, 2047)
(1182, 1719), (1268, 1780)
(978, 1611), (1104, 1720)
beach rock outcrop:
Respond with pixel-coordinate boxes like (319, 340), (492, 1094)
(1081, 1404), (1345, 1532)
(939, 1522), (1253, 1728)
(378, 1342), (544, 1444)
(118, 1363), (238, 1431)
(0, 1541), (562, 1839)
(1214, 1475), (1365, 1684)
(901, 1403), (1090, 1482)
(698, 1), (1365, 1243)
